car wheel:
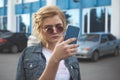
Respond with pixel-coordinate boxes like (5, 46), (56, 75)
(2, 49), (9, 53)
(92, 51), (99, 62)
(11, 45), (18, 53)
(113, 48), (119, 56)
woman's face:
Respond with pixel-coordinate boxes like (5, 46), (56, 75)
(42, 15), (64, 44)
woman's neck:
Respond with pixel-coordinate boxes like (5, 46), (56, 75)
(45, 43), (56, 52)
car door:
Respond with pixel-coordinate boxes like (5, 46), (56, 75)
(107, 34), (117, 53)
(99, 34), (110, 55)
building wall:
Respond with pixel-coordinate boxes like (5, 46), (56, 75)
(111, 0), (120, 38)
(0, 0), (111, 16)
(82, 0), (111, 8)
(1, 0), (119, 37)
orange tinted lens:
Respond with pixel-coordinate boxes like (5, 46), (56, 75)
(56, 26), (64, 33)
(45, 25), (64, 34)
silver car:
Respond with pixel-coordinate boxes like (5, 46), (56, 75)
(76, 32), (119, 61)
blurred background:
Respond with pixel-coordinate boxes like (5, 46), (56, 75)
(0, 0), (120, 80)
(0, 0), (120, 38)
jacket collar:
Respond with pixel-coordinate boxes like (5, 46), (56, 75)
(31, 43), (43, 53)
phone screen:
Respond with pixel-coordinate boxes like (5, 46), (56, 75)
(64, 24), (80, 44)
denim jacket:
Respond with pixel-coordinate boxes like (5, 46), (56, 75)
(16, 43), (81, 80)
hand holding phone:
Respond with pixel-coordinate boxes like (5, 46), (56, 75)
(64, 24), (80, 44)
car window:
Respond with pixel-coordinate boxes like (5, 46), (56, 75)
(79, 34), (99, 42)
(101, 35), (108, 43)
(107, 34), (116, 41)
(78, 35), (86, 41)
(0, 32), (3, 36)
(0, 32), (13, 38)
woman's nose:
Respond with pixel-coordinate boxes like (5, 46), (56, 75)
(53, 27), (57, 33)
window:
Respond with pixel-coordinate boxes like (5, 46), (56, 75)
(0, 0), (4, 7)
(0, 16), (7, 30)
(83, 9), (88, 33)
(16, 14), (30, 33)
(107, 7), (111, 32)
(83, 6), (111, 33)
(64, 9), (80, 26)
(15, 0), (22, 4)
(101, 35), (108, 43)
(24, 0), (38, 3)
(107, 34), (116, 41)
(0, 17), (2, 29)
(3, 17), (7, 30)
(90, 7), (105, 32)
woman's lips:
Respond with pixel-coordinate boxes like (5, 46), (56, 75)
(52, 36), (59, 39)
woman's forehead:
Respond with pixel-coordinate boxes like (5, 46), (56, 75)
(42, 15), (63, 26)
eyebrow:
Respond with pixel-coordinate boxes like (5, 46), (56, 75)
(44, 23), (63, 27)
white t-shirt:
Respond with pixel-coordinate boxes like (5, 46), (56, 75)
(42, 47), (70, 80)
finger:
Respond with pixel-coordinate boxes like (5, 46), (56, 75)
(64, 38), (77, 44)
(57, 36), (64, 43)
(67, 44), (79, 49)
(67, 48), (78, 54)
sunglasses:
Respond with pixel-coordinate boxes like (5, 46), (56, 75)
(42, 24), (64, 34)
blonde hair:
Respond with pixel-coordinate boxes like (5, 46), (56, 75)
(32, 5), (66, 47)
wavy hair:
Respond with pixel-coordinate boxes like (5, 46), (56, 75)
(32, 5), (66, 47)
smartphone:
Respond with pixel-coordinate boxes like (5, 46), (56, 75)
(64, 24), (80, 44)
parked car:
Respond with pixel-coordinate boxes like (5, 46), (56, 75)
(0, 32), (28, 53)
(0, 29), (10, 32)
(76, 32), (119, 61)
(27, 34), (40, 47)
(0, 29), (10, 36)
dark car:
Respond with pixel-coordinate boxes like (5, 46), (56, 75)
(0, 29), (10, 32)
(0, 32), (28, 53)
(76, 32), (119, 61)
(0, 29), (10, 36)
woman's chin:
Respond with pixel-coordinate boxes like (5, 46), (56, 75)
(52, 39), (59, 43)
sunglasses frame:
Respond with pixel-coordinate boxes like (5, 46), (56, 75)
(42, 24), (64, 34)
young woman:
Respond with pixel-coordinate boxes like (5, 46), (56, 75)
(16, 5), (81, 80)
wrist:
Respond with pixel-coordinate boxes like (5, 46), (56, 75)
(50, 55), (61, 64)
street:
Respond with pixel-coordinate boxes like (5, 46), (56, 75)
(79, 55), (120, 80)
(0, 53), (20, 80)
(0, 52), (120, 80)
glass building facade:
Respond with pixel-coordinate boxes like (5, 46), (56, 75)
(0, 0), (111, 35)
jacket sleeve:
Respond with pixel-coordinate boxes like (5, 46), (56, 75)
(16, 50), (26, 80)
(78, 64), (81, 80)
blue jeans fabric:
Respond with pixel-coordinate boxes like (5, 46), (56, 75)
(16, 43), (81, 80)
